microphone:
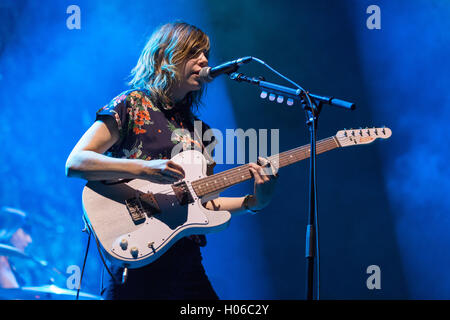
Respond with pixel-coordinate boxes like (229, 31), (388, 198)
(199, 56), (253, 83)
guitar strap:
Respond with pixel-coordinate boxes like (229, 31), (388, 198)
(193, 120), (217, 173)
(191, 121), (216, 247)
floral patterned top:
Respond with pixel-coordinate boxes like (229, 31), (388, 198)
(96, 89), (215, 162)
(96, 89), (216, 246)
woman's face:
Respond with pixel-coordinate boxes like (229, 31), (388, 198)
(10, 228), (32, 252)
(173, 50), (209, 101)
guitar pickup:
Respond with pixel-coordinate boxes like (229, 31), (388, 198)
(172, 181), (194, 206)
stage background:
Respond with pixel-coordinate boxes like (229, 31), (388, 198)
(0, 0), (448, 299)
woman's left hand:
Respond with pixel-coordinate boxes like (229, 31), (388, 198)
(247, 157), (279, 211)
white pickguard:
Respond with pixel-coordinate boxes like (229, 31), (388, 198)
(110, 182), (209, 261)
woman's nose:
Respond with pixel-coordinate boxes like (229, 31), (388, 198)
(198, 52), (208, 67)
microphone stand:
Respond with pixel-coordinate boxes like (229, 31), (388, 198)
(229, 72), (355, 300)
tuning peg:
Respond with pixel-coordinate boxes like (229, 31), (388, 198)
(260, 91), (268, 99)
(343, 128), (348, 137)
(269, 93), (276, 101)
(366, 127), (370, 136)
(374, 127), (378, 135)
(286, 98), (294, 106)
(359, 128), (363, 136)
(382, 126), (386, 134)
(276, 95), (284, 103)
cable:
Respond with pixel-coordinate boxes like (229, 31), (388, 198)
(312, 124), (320, 300)
(251, 57), (304, 91)
(251, 57), (316, 121)
(76, 225), (91, 300)
(86, 219), (122, 285)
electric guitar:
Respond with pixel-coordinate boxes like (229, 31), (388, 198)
(82, 127), (392, 269)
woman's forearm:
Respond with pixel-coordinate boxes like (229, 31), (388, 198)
(204, 196), (258, 216)
(66, 151), (263, 215)
(65, 150), (145, 181)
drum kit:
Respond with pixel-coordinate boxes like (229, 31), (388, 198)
(0, 206), (102, 300)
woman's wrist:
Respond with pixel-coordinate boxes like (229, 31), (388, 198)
(243, 194), (261, 214)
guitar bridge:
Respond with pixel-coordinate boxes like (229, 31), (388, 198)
(125, 197), (146, 225)
(125, 192), (161, 225)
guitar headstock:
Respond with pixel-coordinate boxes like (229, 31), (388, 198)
(335, 127), (392, 147)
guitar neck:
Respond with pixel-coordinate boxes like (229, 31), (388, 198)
(191, 136), (340, 197)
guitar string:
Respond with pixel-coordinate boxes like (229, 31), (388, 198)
(191, 138), (338, 193)
(147, 135), (361, 197)
(139, 135), (367, 198)
(192, 137), (337, 186)
(172, 132), (374, 196)
(191, 138), (339, 196)
(139, 133), (381, 198)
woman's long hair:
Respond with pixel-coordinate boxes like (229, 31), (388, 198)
(128, 22), (210, 110)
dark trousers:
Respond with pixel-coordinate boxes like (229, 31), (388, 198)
(101, 237), (219, 300)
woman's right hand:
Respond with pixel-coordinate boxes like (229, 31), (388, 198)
(140, 159), (185, 184)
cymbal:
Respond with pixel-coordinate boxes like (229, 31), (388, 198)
(0, 243), (59, 270)
(0, 244), (65, 283)
(0, 285), (102, 300)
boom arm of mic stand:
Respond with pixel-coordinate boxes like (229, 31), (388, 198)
(229, 72), (356, 111)
(308, 93), (355, 111)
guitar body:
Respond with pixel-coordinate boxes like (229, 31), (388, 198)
(82, 150), (231, 269)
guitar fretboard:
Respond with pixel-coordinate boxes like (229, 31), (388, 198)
(191, 136), (339, 197)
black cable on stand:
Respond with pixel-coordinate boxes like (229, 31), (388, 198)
(228, 59), (355, 300)
(302, 93), (322, 300)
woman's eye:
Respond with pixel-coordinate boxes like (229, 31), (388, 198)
(189, 47), (208, 59)
(190, 47), (200, 56)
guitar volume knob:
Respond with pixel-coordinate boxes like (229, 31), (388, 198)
(130, 247), (139, 258)
(120, 239), (128, 250)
